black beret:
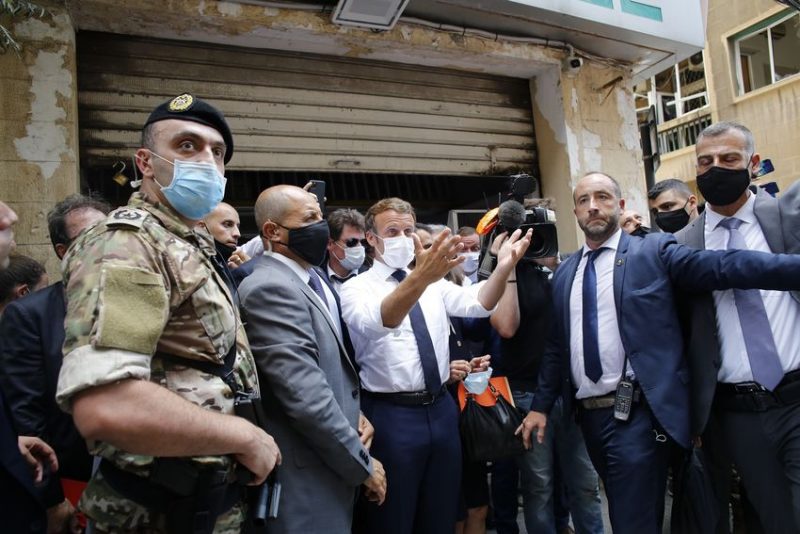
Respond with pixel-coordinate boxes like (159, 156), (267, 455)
(144, 93), (234, 164)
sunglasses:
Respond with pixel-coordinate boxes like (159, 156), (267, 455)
(342, 238), (369, 248)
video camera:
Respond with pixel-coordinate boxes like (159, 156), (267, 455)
(494, 174), (559, 259)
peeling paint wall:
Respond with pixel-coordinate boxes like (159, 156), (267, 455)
(1, 0), (645, 270)
(0, 2), (79, 279)
(531, 63), (646, 250)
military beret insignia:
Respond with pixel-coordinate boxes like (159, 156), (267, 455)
(144, 94), (234, 164)
(168, 94), (194, 112)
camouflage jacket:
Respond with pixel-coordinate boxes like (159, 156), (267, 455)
(55, 192), (258, 529)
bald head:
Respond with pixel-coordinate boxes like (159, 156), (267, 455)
(255, 185), (307, 231)
(256, 185), (324, 265)
(202, 202), (241, 248)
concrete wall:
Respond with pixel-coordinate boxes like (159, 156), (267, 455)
(532, 65), (647, 249)
(0, 0), (645, 268)
(0, 2), (79, 277)
(656, 0), (800, 196)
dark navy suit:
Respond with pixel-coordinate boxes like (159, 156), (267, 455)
(532, 231), (800, 533)
(0, 283), (93, 507)
(0, 392), (46, 533)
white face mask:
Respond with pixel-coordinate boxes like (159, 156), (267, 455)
(338, 243), (365, 272)
(460, 251), (480, 282)
(378, 235), (415, 269)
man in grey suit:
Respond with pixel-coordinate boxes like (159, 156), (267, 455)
(780, 178), (800, 255)
(675, 121), (800, 533)
(239, 185), (386, 533)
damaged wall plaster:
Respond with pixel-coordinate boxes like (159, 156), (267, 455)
(13, 49), (72, 180)
(12, 13), (74, 181)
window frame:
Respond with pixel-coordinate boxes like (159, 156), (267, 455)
(731, 10), (800, 96)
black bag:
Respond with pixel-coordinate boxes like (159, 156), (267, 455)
(459, 383), (526, 462)
(670, 447), (720, 534)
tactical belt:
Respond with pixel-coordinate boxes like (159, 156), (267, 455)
(715, 368), (800, 412)
(99, 459), (241, 533)
(580, 387), (642, 410)
(363, 385), (448, 406)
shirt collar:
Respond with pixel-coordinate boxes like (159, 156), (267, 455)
(370, 258), (403, 282)
(327, 263), (357, 281)
(581, 228), (622, 258)
(706, 191), (756, 231)
(271, 252), (310, 283)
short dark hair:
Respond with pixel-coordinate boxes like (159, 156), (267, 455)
(648, 179), (693, 201)
(457, 226), (477, 237)
(141, 123), (156, 151)
(697, 121), (754, 155)
(575, 172), (622, 203)
(47, 194), (111, 250)
(0, 255), (46, 305)
(365, 198), (415, 233)
(327, 208), (365, 241)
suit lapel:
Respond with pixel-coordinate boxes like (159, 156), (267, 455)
(613, 232), (629, 324)
(684, 212), (706, 249)
(265, 257), (355, 373)
(562, 252), (581, 344)
(754, 190), (784, 253)
(314, 267), (358, 374)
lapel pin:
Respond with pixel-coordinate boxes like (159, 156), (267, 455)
(616, 258), (625, 266)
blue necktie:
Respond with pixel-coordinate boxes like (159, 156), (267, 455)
(307, 269), (329, 308)
(391, 269), (442, 395)
(719, 217), (784, 390)
(582, 248), (605, 383)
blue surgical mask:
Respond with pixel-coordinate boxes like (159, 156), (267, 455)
(149, 151), (227, 220)
(464, 367), (493, 395)
(337, 243), (365, 272)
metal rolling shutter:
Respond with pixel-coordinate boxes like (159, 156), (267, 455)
(77, 31), (536, 176)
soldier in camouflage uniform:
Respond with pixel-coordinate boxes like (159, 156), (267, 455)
(55, 94), (280, 533)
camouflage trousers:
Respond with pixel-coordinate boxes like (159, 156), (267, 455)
(83, 471), (246, 533)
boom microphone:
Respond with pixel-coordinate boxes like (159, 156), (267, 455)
(497, 199), (527, 230)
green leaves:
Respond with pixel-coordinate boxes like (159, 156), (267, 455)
(0, 0), (48, 55)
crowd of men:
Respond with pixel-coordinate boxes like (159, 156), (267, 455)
(1, 93), (800, 534)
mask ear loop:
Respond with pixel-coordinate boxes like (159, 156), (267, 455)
(130, 154), (142, 189)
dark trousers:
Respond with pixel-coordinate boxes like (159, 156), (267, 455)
(491, 458), (521, 534)
(360, 392), (462, 534)
(579, 402), (670, 534)
(716, 402), (800, 534)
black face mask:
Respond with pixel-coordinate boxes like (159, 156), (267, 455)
(655, 199), (691, 233)
(214, 240), (236, 262)
(697, 166), (751, 206)
(278, 220), (330, 266)
(631, 226), (650, 238)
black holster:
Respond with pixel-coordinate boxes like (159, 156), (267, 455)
(100, 459), (241, 534)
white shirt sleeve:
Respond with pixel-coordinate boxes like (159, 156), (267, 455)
(238, 236), (264, 258)
(438, 279), (493, 317)
(339, 274), (399, 339)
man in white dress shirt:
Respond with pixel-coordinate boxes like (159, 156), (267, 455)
(340, 197), (530, 534)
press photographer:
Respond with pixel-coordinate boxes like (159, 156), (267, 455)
(475, 174), (604, 534)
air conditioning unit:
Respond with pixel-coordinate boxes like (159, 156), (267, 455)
(331, 0), (411, 31)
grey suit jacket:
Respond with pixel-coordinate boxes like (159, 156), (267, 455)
(239, 254), (371, 534)
(780, 179), (800, 254)
(675, 189), (798, 436)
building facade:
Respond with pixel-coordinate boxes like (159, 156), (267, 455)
(644, 0), (799, 197)
(1, 0), (703, 275)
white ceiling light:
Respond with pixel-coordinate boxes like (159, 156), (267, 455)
(331, 0), (411, 30)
